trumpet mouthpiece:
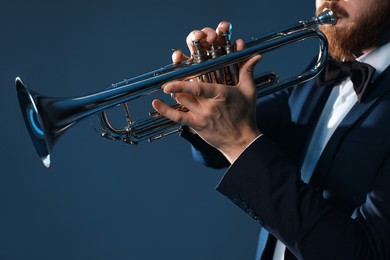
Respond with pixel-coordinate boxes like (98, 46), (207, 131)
(317, 8), (337, 26)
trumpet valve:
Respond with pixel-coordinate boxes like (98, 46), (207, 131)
(191, 40), (209, 63)
(208, 42), (222, 59)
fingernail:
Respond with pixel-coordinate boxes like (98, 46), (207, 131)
(163, 84), (173, 93)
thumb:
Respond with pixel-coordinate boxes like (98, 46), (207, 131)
(238, 55), (261, 92)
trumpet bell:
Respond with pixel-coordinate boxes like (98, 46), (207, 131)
(16, 77), (53, 167)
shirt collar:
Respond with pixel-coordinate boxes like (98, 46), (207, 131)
(356, 42), (390, 79)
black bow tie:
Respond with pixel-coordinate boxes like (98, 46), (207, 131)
(317, 57), (376, 102)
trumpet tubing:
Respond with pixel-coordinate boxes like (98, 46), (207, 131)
(16, 9), (336, 168)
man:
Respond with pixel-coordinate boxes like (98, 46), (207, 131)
(153, 0), (390, 259)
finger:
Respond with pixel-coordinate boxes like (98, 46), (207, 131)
(216, 21), (232, 46)
(163, 80), (221, 99)
(186, 30), (207, 54)
(172, 49), (190, 64)
(201, 27), (218, 45)
(236, 38), (245, 51)
(216, 21), (231, 37)
(174, 93), (201, 111)
(152, 99), (192, 125)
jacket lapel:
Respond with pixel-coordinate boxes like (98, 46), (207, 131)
(284, 77), (334, 166)
(310, 65), (390, 187)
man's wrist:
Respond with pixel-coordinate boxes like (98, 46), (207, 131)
(220, 132), (263, 164)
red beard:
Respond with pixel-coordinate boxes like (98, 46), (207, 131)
(316, 2), (390, 61)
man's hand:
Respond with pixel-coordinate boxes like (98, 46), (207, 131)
(152, 22), (262, 163)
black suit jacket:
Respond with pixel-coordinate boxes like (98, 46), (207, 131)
(182, 65), (390, 259)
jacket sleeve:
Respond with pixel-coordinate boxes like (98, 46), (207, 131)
(180, 87), (293, 170)
(216, 135), (390, 259)
(180, 126), (230, 169)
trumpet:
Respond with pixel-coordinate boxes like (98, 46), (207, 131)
(16, 9), (336, 168)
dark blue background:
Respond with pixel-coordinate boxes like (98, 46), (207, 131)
(1, 1), (315, 259)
